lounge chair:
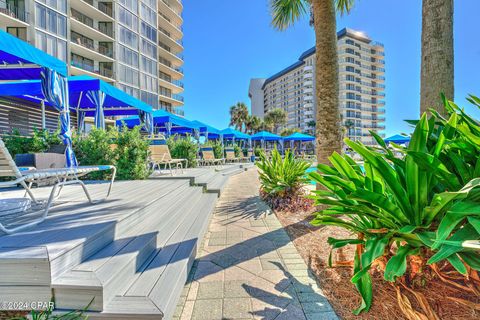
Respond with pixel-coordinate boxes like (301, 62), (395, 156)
(0, 138), (116, 234)
(224, 148), (239, 163)
(199, 147), (224, 166)
(148, 138), (187, 175)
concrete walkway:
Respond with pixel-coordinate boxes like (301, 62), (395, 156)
(173, 169), (338, 320)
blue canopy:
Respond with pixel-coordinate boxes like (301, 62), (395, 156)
(0, 75), (153, 116)
(117, 109), (199, 135)
(384, 134), (410, 144)
(251, 131), (282, 141)
(221, 128), (251, 140)
(0, 30), (67, 79)
(283, 132), (315, 142)
(191, 120), (222, 139)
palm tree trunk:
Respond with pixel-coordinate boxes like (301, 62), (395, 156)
(420, 0), (454, 117)
(312, 0), (342, 166)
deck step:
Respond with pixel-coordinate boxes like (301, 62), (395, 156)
(205, 175), (229, 196)
(0, 180), (191, 290)
(76, 193), (218, 319)
(52, 187), (204, 311)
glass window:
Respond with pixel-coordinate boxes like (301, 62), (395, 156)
(140, 2), (156, 26)
(141, 55), (157, 75)
(119, 64), (139, 86)
(119, 7), (138, 31)
(141, 38), (156, 59)
(36, 3), (67, 38)
(119, 0), (138, 13)
(35, 31), (67, 62)
(119, 26), (138, 49)
(141, 22), (156, 42)
(119, 45), (139, 67)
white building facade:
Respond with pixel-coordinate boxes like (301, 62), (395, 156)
(249, 28), (385, 145)
(0, 0), (184, 114)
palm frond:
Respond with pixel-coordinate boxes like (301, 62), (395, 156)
(335, 0), (355, 15)
(270, 0), (310, 30)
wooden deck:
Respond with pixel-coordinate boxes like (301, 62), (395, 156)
(0, 173), (228, 319)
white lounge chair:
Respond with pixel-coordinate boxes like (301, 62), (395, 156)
(148, 138), (187, 176)
(199, 147), (224, 166)
(0, 138), (116, 234)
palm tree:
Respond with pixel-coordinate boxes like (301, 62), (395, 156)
(245, 115), (261, 134)
(229, 102), (249, 132)
(280, 127), (300, 137)
(264, 108), (287, 134)
(420, 0), (454, 117)
(270, 0), (353, 165)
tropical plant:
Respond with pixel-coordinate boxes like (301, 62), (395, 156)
(203, 140), (224, 159)
(168, 134), (198, 168)
(270, 0), (354, 166)
(420, 0), (454, 117)
(229, 102), (249, 132)
(306, 120), (316, 129)
(264, 108), (287, 134)
(245, 115), (262, 134)
(309, 96), (480, 315)
(257, 148), (311, 211)
(280, 127), (300, 137)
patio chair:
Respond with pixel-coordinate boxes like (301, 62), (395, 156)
(199, 147), (224, 166)
(224, 148), (239, 163)
(0, 138), (116, 234)
(148, 138), (187, 175)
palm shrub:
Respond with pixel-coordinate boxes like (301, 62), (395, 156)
(203, 140), (224, 159)
(168, 134), (198, 168)
(309, 95), (480, 314)
(257, 148), (311, 211)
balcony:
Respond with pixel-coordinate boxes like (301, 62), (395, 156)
(70, 9), (114, 41)
(159, 92), (184, 106)
(72, 0), (114, 21)
(70, 32), (114, 61)
(158, 0), (183, 26)
(0, 0), (28, 27)
(70, 59), (114, 81)
(158, 43), (183, 67)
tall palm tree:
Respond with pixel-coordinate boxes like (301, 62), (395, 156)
(264, 108), (287, 134)
(245, 115), (261, 134)
(271, 0), (353, 165)
(229, 102), (249, 132)
(420, 0), (454, 117)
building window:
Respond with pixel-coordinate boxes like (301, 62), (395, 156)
(6, 27), (27, 41)
(36, 3), (67, 37)
(36, 31), (67, 61)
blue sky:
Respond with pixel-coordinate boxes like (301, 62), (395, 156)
(181, 0), (480, 136)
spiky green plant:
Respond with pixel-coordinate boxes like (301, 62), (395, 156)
(257, 148), (310, 196)
(309, 95), (480, 314)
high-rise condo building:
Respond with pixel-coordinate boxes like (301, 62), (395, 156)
(249, 28), (385, 145)
(0, 0), (184, 115)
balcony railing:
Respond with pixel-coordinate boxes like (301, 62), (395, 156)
(71, 32), (113, 58)
(0, 0), (28, 22)
(98, 2), (113, 17)
(173, 94), (184, 102)
(71, 8), (94, 28)
(71, 60), (114, 78)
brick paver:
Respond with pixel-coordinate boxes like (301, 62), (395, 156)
(174, 169), (338, 320)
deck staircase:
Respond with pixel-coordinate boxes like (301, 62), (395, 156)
(0, 164), (254, 319)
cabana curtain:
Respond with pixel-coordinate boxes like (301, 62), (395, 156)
(40, 68), (77, 167)
(138, 110), (154, 135)
(86, 90), (106, 130)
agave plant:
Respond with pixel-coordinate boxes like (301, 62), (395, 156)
(309, 99), (480, 314)
(257, 148), (311, 210)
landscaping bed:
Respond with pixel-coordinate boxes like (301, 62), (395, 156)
(274, 207), (480, 320)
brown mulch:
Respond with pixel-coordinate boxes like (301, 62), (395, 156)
(275, 208), (480, 320)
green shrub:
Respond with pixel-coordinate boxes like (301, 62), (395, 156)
(204, 140), (224, 159)
(257, 148), (311, 211)
(73, 127), (116, 180)
(3, 128), (62, 158)
(309, 94), (480, 314)
(115, 126), (150, 180)
(233, 144), (241, 157)
(168, 134), (198, 168)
